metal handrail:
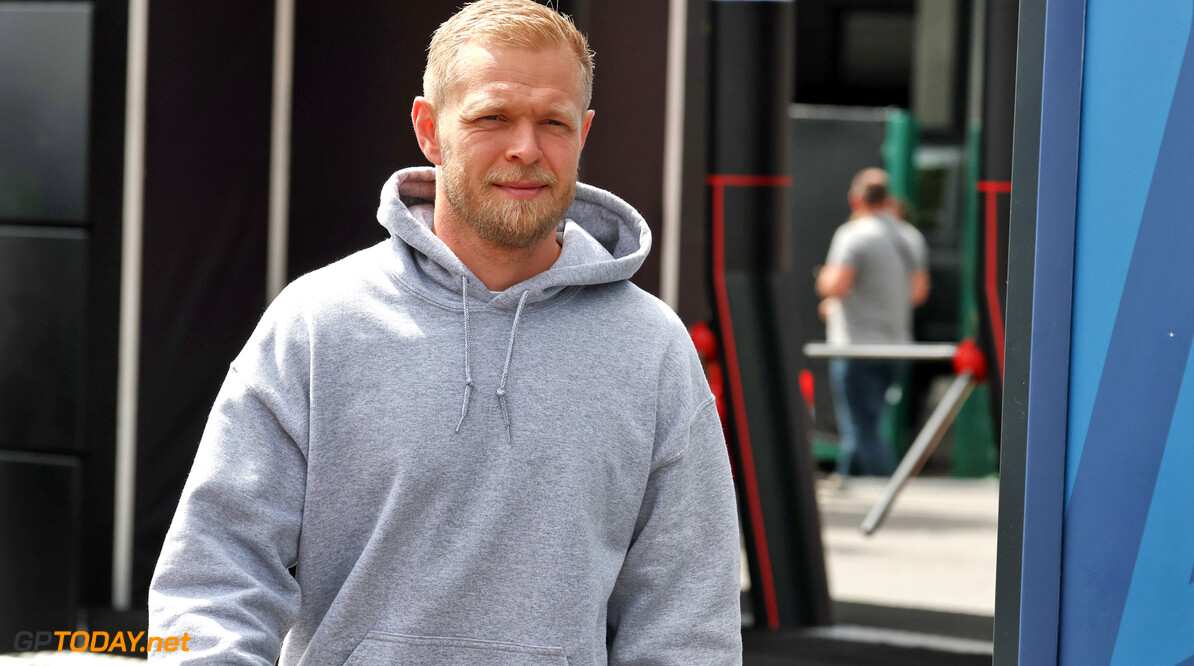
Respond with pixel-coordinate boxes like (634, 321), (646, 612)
(802, 341), (958, 361)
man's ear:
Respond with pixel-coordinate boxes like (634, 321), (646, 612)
(579, 109), (595, 150)
(412, 97), (443, 165)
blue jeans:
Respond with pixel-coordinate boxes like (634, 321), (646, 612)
(829, 358), (900, 477)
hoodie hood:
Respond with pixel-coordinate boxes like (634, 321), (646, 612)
(376, 166), (651, 311)
(375, 166), (653, 441)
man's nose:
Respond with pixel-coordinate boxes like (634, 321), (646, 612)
(505, 120), (542, 164)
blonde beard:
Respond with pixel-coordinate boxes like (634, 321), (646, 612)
(440, 148), (576, 249)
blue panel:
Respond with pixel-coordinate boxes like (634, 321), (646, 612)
(1019, 0), (1086, 662)
(1110, 343), (1194, 665)
(1059, 13), (1194, 664)
(1066, 0), (1193, 508)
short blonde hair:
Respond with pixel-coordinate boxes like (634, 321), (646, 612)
(424, 0), (594, 110)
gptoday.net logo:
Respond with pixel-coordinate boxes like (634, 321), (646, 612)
(12, 630), (191, 653)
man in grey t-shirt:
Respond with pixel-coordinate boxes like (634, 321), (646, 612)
(816, 168), (929, 478)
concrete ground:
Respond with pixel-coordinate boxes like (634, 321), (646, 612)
(740, 475), (999, 664)
(816, 475), (999, 616)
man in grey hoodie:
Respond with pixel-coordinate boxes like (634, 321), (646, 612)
(149, 0), (742, 663)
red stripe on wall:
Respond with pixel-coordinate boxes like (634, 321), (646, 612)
(706, 174), (791, 630)
(978, 180), (1011, 380)
(707, 174), (794, 188)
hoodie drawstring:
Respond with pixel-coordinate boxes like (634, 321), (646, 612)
(455, 276), (474, 433)
(454, 281), (530, 442)
(497, 290), (531, 443)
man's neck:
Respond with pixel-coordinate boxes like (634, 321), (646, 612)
(432, 205), (562, 293)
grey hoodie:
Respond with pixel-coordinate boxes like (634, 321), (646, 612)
(149, 167), (742, 665)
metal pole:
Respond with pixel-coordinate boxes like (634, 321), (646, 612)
(803, 342), (958, 361)
(659, 0), (687, 311)
(860, 372), (977, 535)
(267, 0), (295, 302)
(113, 0), (150, 611)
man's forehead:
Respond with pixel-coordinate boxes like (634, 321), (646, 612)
(446, 41), (584, 109)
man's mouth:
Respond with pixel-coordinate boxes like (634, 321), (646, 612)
(492, 181), (549, 200)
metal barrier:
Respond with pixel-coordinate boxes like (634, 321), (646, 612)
(802, 341), (986, 535)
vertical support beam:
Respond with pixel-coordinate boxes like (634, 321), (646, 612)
(268, 0), (295, 302)
(709, 0), (829, 630)
(1018, 0), (1085, 659)
(992, 0), (1046, 660)
(659, 0), (687, 311)
(113, 0), (149, 612)
(993, 0), (1045, 660)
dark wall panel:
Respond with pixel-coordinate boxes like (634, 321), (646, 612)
(0, 4), (92, 224)
(288, 1), (451, 281)
(678, 0), (712, 325)
(0, 5), (97, 616)
(0, 453), (82, 639)
(134, 0), (274, 600)
(795, 0), (916, 108)
(287, 1), (669, 299)
(0, 229), (87, 454)
(581, 0), (669, 297)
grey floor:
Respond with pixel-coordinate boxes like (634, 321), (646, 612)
(742, 476), (999, 664)
(816, 476), (998, 616)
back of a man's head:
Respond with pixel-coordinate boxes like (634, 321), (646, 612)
(423, 0), (594, 110)
(850, 167), (889, 208)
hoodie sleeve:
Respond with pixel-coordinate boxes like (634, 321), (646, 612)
(148, 299), (311, 664)
(606, 337), (743, 665)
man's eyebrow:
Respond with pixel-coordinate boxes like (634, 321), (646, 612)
(542, 105), (578, 120)
(458, 102), (507, 117)
(457, 101), (580, 121)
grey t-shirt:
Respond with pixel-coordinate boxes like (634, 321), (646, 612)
(824, 213), (928, 344)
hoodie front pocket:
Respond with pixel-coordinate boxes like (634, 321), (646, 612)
(344, 631), (568, 665)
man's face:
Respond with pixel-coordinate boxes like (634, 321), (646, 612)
(434, 43), (593, 249)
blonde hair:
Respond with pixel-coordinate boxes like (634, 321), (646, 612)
(424, 0), (594, 110)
